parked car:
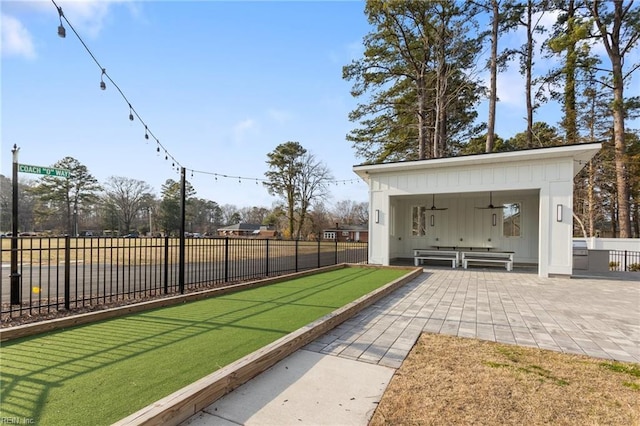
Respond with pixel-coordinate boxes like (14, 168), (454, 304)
(122, 232), (139, 238)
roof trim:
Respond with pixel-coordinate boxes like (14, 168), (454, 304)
(352, 142), (602, 179)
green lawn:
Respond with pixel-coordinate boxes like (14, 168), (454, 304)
(0, 267), (407, 425)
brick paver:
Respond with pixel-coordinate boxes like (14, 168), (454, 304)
(305, 268), (640, 365)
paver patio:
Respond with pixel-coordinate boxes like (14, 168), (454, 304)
(304, 268), (640, 365)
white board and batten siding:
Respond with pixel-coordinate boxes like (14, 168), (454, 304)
(358, 144), (602, 278)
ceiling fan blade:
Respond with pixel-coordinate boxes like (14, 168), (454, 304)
(429, 194), (448, 211)
(475, 192), (505, 209)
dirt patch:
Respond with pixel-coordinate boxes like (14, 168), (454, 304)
(371, 333), (640, 425)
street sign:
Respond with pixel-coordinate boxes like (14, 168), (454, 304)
(18, 163), (70, 178)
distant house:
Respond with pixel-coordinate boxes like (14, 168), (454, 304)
(321, 224), (368, 243)
(216, 223), (278, 238)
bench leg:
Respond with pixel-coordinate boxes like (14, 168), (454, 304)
(451, 259), (456, 268)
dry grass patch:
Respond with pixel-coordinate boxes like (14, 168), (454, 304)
(371, 333), (640, 426)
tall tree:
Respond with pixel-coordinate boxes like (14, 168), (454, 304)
(343, 0), (483, 162)
(0, 176), (37, 233)
(485, 0), (501, 152)
(545, 0), (593, 145)
(574, 67), (613, 236)
(29, 157), (101, 235)
(264, 142), (306, 239)
(296, 152), (333, 239)
(186, 198), (220, 233)
(332, 200), (369, 226)
(589, 0), (640, 238)
(158, 179), (195, 235)
(511, 0), (549, 148)
(264, 142), (332, 239)
(507, 121), (563, 149)
(240, 206), (271, 225)
(103, 176), (153, 234)
(220, 204), (241, 226)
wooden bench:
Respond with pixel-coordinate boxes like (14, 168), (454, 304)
(414, 249), (459, 268)
(462, 251), (513, 271)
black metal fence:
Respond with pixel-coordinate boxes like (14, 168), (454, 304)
(1, 236), (368, 318)
(609, 250), (640, 272)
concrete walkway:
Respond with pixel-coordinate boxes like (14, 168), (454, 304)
(183, 268), (639, 425)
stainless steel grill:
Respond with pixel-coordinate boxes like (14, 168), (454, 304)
(573, 240), (588, 269)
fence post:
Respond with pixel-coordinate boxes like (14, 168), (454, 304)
(624, 250), (628, 271)
(265, 239), (269, 276)
(335, 239), (338, 265)
(224, 237), (229, 282)
(317, 239), (321, 268)
(164, 236), (169, 294)
(178, 167), (186, 294)
(295, 239), (299, 272)
(64, 235), (71, 310)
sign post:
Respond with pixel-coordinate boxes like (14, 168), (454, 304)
(10, 145), (20, 305)
(10, 153), (71, 305)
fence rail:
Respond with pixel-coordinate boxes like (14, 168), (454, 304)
(609, 250), (640, 272)
(1, 236), (368, 318)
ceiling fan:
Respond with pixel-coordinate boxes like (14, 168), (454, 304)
(475, 192), (506, 210)
(428, 194), (448, 211)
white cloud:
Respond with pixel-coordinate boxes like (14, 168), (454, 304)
(1, 14), (36, 59)
(267, 108), (293, 124)
(233, 118), (258, 144)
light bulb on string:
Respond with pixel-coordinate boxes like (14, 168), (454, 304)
(128, 104), (134, 121)
(57, 7), (66, 38)
(144, 126), (149, 141)
(100, 69), (106, 90)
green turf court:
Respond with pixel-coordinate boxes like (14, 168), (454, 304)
(0, 266), (408, 425)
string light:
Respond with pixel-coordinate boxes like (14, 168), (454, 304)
(57, 7), (66, 38)
(52, 0), (183, 174)
(51, 0), (364, 190)
(187, 167), (362, 187)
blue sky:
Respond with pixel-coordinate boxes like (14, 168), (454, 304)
(2, 1), (638, 209)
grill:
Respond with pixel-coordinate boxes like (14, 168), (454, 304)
(573, 240), (588, 270)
